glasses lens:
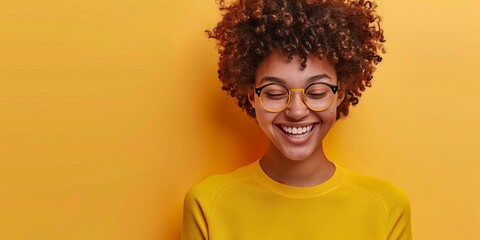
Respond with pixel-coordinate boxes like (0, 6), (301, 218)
(304, 83), (335, 111)
(259, 84), (289, 111)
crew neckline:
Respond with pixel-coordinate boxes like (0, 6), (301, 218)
(249, 160), (347, 199)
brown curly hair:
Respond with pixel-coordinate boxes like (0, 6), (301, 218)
(206, 0), (385, 119)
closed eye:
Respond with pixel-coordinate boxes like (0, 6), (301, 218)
(306, 92), (328, 99)
(265, 92), (288, 99)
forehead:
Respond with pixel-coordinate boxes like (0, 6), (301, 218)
(254, 52), (337, 86)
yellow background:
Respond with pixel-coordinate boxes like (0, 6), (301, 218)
(0, 0), (479, 239)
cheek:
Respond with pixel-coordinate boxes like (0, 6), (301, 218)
(255, 109), (277, 131)
(324, 107), (335, 116)
(254, 108), (268, 125)
(317, 109), (336, 121)
(329, 105), (338, 116)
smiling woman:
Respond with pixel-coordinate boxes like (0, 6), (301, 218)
(252, 53), (340, 166)
(182, 0), (412, 239)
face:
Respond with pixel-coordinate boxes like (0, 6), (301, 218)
(249, 52), (343, 161)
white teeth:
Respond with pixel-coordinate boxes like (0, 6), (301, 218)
(281, 125), (314, 135)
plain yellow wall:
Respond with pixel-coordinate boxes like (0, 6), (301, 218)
(0, 0), (479, 239)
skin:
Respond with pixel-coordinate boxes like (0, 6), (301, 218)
(249, 52), (344, 187)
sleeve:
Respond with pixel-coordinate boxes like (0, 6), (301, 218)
(182, 188), (209, 240)
(386, 189), (413, 240)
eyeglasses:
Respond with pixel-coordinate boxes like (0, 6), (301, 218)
(254, 82), (338, 112)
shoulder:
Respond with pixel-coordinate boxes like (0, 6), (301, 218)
(341, 170), (413, 238)
(184, 163), (253, 211)
(343, 170), (411, 215)
(182, 165), (253, 240)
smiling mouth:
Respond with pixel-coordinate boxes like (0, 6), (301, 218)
(278, 124), (315, 138)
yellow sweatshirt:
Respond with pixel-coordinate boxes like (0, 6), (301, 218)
(183, 160), (412, 240)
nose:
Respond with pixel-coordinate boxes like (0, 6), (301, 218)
(284, 90), (309, 120)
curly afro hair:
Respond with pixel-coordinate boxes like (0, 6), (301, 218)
(206, 0), (385, 119)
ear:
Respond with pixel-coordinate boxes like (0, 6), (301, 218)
(247, 88), (255, 108)
(248, 89), (256, 108)
(336, 89), (345, 107)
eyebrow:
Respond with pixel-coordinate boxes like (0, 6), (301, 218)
(259, 74), (333, 85)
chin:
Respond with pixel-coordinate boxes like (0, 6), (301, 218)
(279, 148), (316, 162)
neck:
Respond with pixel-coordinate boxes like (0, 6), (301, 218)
(259, 142), (335, 187)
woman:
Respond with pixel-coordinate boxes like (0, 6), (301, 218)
(183, 0), (412, 239)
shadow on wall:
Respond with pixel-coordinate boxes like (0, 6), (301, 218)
(158, 34), (268, 240)
(194, 38), (268, 173)
(207, 89), (268, 168)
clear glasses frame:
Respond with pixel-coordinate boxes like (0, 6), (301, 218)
(254, 82), (339, 112)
